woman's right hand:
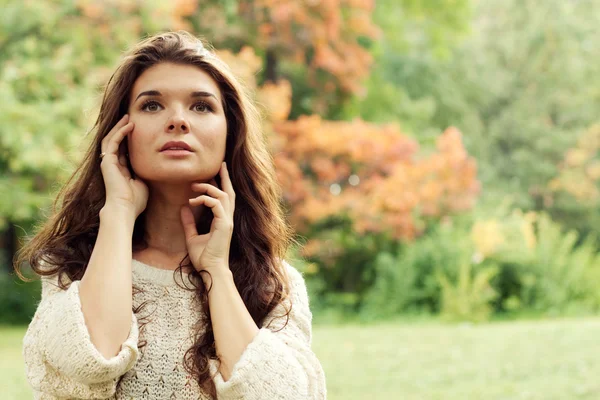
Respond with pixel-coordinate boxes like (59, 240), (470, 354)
(100, 114), (149, 220)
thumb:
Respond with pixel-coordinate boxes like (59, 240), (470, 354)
(180, 205), (198, 241)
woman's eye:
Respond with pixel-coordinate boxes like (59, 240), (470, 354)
(194, 102), (211, 113)
(141, 101), (162, 112)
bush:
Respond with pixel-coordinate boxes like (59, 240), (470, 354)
(438, 260), (499, 322)
(359, 252), (420, 320)
(357, 209), (600, 322)
(360, 219), (480, 320)
(511, 214), (600, 314)
(0, 270), (40, 325)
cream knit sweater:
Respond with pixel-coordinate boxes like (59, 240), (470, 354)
(22, 259), (327, 399)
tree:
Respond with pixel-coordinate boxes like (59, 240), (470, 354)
(363, 0), (600, 216)
(548, 124), (600, 236)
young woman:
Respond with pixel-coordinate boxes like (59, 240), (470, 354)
(16, 31), (326, 399)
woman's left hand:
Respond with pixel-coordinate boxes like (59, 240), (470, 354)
(181, 162), (235, 279)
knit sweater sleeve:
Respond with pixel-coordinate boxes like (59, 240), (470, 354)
(212, 261), (327, 399)
(22, 274), (139, 399)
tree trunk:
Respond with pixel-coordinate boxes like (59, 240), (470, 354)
(1, 222), (17, 273)
(265, 49), (278, 82)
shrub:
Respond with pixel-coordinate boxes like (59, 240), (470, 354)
(438, 260), (499, 322)
(0, 269), (40, 325)
(358, 209), (600, 322)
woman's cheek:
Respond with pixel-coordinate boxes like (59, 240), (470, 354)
(127, 127), (149, 173)
(129, 122), (151, 153)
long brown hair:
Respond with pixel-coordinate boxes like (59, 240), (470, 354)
(14, 31), (294, 397)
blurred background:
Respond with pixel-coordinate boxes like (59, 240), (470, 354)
(2, 0), (600, 398)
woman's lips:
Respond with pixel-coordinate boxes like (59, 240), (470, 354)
(160, 141), (193, 151)
(160, 149), (193, 157)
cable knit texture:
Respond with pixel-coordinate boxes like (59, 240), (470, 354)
(22, 259), (327, 399)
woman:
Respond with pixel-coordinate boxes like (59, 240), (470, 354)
(16, 31), (326, 399)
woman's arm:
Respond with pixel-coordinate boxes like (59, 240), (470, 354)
(181, 164), (326, 397)
(23, 115), (147, 397)
(204, 268), (259, 380)
(79, 205), (136, 359)
(23, 272), (139, 398)
(23, 205), (140, 398)
(209, 262), (327, 400)
(78, 112), (148, 359)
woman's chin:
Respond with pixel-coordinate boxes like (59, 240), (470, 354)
(139, 170), (212, 184)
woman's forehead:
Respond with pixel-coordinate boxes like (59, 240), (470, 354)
(131, 63), (221, 101)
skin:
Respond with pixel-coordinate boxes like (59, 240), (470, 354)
(117, 62), (259, 380)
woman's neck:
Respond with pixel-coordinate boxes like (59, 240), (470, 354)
(141, 182), (205, 254)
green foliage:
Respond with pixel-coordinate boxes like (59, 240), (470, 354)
(351, 210), (600, 322)
(373, 0), (472, 58)
(473, 211), (600, 316)
(341, 0), (600, 315)
(351, 0), (600, 223)
(359, 252), (420, 320)
(300, 220), (401, 315)
(514, 215), (600, 314)
(469, 208), (600, 314)
(548, 191), (600, 241)
(285, 244), (329, 315)
(438, 260), (498, 322)
(359, 220), (479, 320)
(546, 123), (600, 239)
(0, 271), (39, 325)
(342, 0), (471, 133)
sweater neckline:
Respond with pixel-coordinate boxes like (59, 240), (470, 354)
(132, 258), (196, 287)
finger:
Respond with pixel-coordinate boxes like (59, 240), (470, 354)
(102, 122), (134, 157)
(220, 162), (236, 203)
(191, 182), (230, 212)
(191, 183), (227, 201)
(101, 115), (129, 147)
(108, 114), (129, 138)
(180, 206), (199, 241)
(189, 195), (227, 220)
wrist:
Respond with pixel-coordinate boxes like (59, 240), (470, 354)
(100, 204), (137, 227)
(201, 265), (233, 287)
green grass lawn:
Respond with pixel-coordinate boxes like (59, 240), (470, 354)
(3, 318), (600, 399)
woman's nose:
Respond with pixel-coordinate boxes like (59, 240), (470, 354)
(165, 114), (190, 133)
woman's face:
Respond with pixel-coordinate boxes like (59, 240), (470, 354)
(126, 62), (227, 184)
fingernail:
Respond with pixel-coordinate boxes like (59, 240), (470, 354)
(124, 114), (129, 122)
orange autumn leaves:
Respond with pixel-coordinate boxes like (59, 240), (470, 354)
(274, 117), (479, 240)
(239, 0), (379, 94)
(221, 49), (480, 242)
(166, 0), (378, 97)
(549, 124), (600, 203)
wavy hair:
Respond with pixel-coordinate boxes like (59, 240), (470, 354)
(14, 31), (294, 398)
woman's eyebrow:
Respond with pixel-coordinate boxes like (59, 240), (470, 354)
(134, 90), (218, 102)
